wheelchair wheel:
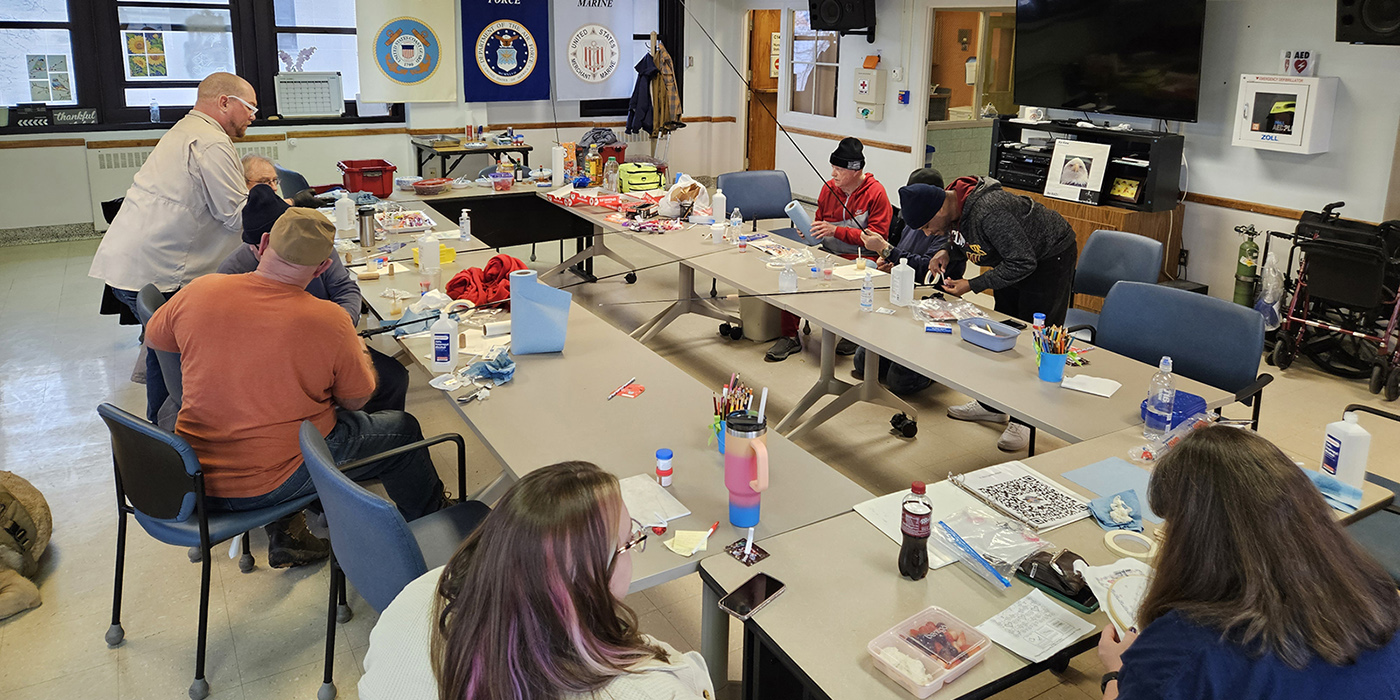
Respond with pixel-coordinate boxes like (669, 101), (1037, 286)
(1387, 366), (1400, 402)
(1370, 362), (1388, 395)
(1272, 334), (1296, 370)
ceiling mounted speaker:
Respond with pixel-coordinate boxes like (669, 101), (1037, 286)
(808, 0), (876, 33)
(1337, 0), (1400, 44)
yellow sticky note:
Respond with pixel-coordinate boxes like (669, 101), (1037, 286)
(664, 530), (709, 557)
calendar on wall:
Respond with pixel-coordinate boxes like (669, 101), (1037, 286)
(273, 72), (345, 118)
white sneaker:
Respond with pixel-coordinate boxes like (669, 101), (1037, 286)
(997, 423), (1031, 452)
(946, 401), (1009, 424)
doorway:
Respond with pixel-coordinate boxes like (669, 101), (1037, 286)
(745, 9), (780, 171)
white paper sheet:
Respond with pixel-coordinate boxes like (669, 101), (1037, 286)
(1061, 375), (1122, 398)
(854, 482), (985, 569)
(1077, 558), (1153, 633)
(832, 264), (888, 281)
(976, 589), (1096, 663)
(619, 474), (691, 526)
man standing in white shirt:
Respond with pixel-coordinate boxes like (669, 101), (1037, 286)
(91, 72), (258, 422)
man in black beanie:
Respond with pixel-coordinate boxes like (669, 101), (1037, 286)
(217, 184), (410, 414)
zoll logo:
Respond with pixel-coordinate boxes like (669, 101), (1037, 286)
(1261, 134), (1279, 142)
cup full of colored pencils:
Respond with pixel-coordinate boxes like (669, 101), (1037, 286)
(711, 373), (755, 454)
(1034, 325), (1071, 382)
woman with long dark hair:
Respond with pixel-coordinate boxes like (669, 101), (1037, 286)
(1097, 426), (1400, 698)
(359, 461), (712, 700)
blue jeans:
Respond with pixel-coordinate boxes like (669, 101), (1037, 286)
(112, 287), (172, 424)
(363, 347), (409, 414)
(853, 346), (933, 396)
(206, 410), (446, 521)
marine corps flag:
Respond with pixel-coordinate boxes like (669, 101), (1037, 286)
(552, 0), (635, 101)
(463, 0), (551, 102)
(356, 0), (458, 102)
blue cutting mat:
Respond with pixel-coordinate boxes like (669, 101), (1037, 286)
(1062, 457), (1162, 524)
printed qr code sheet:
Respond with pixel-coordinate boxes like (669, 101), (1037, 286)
(959, 461), (1091, 531)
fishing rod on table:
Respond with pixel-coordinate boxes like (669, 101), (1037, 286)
(595, 285), (893, 307)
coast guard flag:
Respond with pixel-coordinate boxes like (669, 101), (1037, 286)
(464, 0), (551, 102)
(356, 0), (458, 102)
(553, 0), (635, 101)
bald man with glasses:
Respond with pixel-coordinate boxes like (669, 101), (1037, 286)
(91, 72), (261, 423)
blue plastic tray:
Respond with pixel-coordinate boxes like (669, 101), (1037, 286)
(957, 318), (1020, 352)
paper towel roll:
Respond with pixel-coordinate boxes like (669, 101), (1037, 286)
(784, 200), (813, 235)
(483, 320), (512, 337)
(551, 146), (567, 186)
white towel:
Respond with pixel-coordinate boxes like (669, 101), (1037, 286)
(1061, 375), (1122, 398)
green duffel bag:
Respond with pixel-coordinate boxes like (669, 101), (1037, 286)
(618, 162), (664, 193)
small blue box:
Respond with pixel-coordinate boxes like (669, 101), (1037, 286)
(957, 318), (1020, 352)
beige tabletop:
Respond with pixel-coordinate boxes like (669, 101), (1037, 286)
(386, 183), (549, 203)
(698, 426), (1393, 700)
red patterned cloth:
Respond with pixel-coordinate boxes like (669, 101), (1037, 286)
(445, 254), (528, 308)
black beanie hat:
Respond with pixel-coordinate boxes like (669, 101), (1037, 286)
(897, 183), (948, 230)
(242, 183), (291, 245)
(906, 167), (945, 189)
(830, 137), (865, 171)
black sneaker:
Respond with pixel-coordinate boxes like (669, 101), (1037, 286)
(835, 338), (859, 356)
(765, 336), (802, 362)
(266, 512), (331, 569)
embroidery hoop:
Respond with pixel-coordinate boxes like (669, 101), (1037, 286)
(1103, 529), (1158, 560)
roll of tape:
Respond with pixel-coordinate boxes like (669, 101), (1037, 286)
(1103, 529), (1159, 560)
(483, 320), (512, 337)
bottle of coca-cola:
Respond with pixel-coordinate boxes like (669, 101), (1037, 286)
(899, 481), (932, 580)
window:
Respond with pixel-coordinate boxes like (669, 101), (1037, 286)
(115, 2), (236, 108)
(790, 10), (838, 118)
(273, 0), (359, 102)
(0, 1), (79, 107)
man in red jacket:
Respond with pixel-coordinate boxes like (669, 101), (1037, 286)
(767, 137), (892, 362)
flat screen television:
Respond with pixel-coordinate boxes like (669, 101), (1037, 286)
(1013, 0), (1209, 123)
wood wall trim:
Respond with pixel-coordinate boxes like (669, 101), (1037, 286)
(486, 120), (626, 130)
(778, 124), (913, 154)
(87, 139), (159, 149)
(234, 134), (286, 142)
(681, 115), (739, 123)
(287, 127), (409, 139)
(0, 138), (85, 149)
(1183, 193), (1304, 221)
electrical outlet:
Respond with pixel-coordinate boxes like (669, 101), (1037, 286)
(1178, 249), (1189, 267)
(891, 67), (904, 83)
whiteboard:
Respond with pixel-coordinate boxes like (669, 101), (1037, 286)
(274, 71), (345, 118)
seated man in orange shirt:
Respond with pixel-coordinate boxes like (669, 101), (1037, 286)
(147, 209), (448, 568)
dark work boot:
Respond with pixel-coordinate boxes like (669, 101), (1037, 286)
(266, 512), (330, 569)
(765, 336), (802, 362)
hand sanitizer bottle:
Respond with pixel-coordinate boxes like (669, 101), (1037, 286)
(459, 209), (472, 242)
(860, 272), (874, 312)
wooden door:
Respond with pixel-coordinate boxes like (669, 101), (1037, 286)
(746, 9), (781, 171)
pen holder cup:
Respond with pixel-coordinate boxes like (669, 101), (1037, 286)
(1039, 353), (1068, 383)
(713, 426), (726, 454)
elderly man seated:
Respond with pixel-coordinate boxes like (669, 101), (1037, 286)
(148, 209), (448, 567)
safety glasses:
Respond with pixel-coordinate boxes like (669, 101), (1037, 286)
(224, 94), (258, 116)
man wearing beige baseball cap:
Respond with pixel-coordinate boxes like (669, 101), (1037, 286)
(148, 209), (452, 568)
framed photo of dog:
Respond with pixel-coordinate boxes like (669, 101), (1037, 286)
(1043, 140), (1112, 204)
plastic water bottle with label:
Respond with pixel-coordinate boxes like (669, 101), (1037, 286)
(860, 271), (874, 312)
(889, 258), (915, 307)
(730, 208), (743, 241)
(1143, 356), (1176, 440)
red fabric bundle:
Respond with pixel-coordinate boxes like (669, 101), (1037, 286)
(445, 254), (528, 308)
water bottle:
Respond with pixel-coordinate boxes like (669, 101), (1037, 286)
(1321, 412), (1371, 491)
(890, 258), (915, 307)
(898, 481), (932, 581)
(149, 98), (160, 123)
(334, 191), (355, 233)
(779, 263), (798, 293)
(860, 271), (874, 313)
(459, 209), (472, 243)
(730, 207), (743, 232)
(1144, 356), (1176, 440)
(604, 156), (620, 192)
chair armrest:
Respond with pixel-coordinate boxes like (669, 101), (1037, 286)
(336, 433), (467, 497)
(1065, 325), (1095, 343)
(1234, 373), (1274, 403)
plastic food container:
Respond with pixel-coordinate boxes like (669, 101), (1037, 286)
(412, 178), (453, 196)
(338, 159), (398, 198)
(451, 177), (473, 189)
(395, 175), (423, 191)
(867, 607), (990, 698)
(489, 172), (514, 192)
(957, 318), (1021, 352)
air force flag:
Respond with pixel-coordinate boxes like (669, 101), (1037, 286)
(464, 0), (551, 102)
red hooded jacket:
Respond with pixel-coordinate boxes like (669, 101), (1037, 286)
(815, 173), (893, 247)
(446, 254), (528, 308)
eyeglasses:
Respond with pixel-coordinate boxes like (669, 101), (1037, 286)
(223, 94), (258, 116)
(247, 176), (279, 188)
(615, 518), (647, 557)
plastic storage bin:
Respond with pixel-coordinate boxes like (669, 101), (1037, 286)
(957, 318), (1021, 352)
(338, 159), (398, 198)
(1139, 390), (1206, 429)
(867, 606), (990, 698)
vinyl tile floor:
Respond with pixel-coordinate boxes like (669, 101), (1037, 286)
(1, 235), (1396, 700)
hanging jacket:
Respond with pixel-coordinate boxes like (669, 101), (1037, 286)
(652, 42), (682, 134)
(627, 53), (658, 134)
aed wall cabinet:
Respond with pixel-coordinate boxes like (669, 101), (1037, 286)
(1231, 74), (1338, 155)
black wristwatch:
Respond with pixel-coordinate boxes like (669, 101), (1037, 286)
(1100, 671), (1121, 693)
(879, 245), (895, 261)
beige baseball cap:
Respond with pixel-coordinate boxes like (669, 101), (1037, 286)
(269, 208), (336, 266)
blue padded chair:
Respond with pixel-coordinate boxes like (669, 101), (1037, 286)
(299, 421), (490, 700)
(97, 403), (318, 700)
(135, 284), (183, 413)
(716, 170), (803, 237)
(1065, 230), (1164, 337)
(275, 164), (312, 200)
(1092, 281), (1273, 429)
(1341, 405), (1400, 584)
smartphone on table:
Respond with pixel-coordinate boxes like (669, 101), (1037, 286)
(1002, 319), (1028, 330)
(718, 573), (786, 620)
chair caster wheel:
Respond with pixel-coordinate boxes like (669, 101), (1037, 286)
(238, 552), (255, 573)
(890, 413), (918, 438)
(188, 546), (201, 563)
(189, 677), (210, 700)
(337, 603), (353, 624)
(803, 321), (812, 335)
(106, 623), (125, 647)
(729, 325), (744, 340)
(719, 323), (739, 340)
(625, 272), (638, 284)
(318, 681), (338, 700)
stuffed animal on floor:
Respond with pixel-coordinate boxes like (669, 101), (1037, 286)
(0, 471), (51, 620)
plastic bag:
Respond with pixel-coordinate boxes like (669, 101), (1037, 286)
(656, 174), (712, 218)
(913, 297), (989, 323)
(929, 507), (1051, 589)
(1254, 251), (1284, 331)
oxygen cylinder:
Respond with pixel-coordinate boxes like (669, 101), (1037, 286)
(1232, 225), (1260, 306)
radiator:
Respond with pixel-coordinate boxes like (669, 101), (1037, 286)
(87, 143), (280, 231)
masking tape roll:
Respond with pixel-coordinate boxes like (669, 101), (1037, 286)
(1103, 529), (1159, 560)
(483, 320), (511, 337)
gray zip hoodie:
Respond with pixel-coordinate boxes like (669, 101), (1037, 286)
(950, 177), (1077, 293)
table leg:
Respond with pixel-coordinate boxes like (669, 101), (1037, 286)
(773, 329), (918, 441)
(632, 264), (739, 343)
(415, 146), (432, 177)
(541, 230), (639, 282)
(701, 576), (729, 693)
